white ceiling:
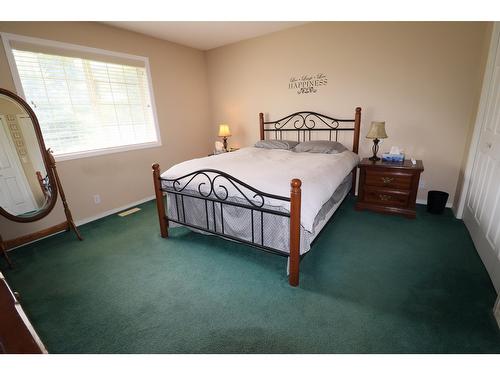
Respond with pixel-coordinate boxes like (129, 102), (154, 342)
(103, 21), (306, 50)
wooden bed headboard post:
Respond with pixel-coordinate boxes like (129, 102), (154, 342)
(351, 107), (362, 195)
(353, 107), (361, 154)
(259, 112), (264, 140)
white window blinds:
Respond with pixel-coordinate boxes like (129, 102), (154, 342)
(7, 40), (159, 158)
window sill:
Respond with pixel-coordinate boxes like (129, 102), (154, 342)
(53, 140), (162, 162)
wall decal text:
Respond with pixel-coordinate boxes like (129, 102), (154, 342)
(289, 73), (328, 94)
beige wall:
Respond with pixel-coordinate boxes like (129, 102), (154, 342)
(0, 22), (212, 239)
(206, 22), (490, 203)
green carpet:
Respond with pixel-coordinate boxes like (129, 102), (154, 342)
(2, 197), (499, 353)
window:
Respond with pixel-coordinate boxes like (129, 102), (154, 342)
(2, 33), (161, 160)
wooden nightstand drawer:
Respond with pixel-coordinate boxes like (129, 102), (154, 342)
(364, 187), (409, 207)
(365, 169), (412, 190)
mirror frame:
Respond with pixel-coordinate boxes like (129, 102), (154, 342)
(0, 88), (58, 223)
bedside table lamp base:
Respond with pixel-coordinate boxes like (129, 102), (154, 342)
(369, 138), (381, 161)
(222, 137), (228, 152)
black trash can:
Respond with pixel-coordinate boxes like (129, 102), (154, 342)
(427, 191), (449, 214)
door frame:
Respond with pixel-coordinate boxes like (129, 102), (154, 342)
(455, 23), (500, 219)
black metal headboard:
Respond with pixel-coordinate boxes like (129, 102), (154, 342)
(259, 107), (361, 153)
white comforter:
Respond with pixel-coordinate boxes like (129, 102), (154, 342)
(161, 147), (359, 232)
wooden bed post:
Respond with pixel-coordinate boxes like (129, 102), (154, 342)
(259, 113), (265, 140)
(36, 171), (46, 196)
(152, 163), (168, 238)
(289, 178), (302, 287)
(353, 107), (361, 154)
(351, 107), (362, 194)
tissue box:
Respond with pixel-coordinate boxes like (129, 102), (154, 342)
(382, 153), (405, 163)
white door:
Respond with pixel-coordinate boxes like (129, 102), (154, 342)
(0, 116), (37, 215)
(463, 24), (500, 293)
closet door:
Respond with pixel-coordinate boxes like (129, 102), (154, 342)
(463, 23), (500, 293)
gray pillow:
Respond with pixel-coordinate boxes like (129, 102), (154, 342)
(293, 140), (347, 154)
(254, 140), (299, 150)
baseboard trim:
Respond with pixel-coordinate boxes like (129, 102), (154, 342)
(494, 296), (500, 329)
(75, 195), (155, 226)
(416, 199), (453, 209)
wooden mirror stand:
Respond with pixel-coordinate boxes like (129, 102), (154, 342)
(0, 88), (82, 268)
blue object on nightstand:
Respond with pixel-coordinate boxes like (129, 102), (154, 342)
(382, 153), (405, 162)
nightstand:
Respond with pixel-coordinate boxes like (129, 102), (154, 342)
(355, 158), (424, 218)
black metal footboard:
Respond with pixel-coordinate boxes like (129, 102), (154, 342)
(161, 169), (291, 256)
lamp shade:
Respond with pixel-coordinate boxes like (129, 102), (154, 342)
(366, 121), (388, 139)
(218, 124), (231, 137)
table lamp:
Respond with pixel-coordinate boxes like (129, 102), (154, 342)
(218, 124), (231, 152)
(366, 121), (388, 161)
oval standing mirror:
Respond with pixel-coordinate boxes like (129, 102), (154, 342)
(0, 88), (57, 222)
(0, 88), (81, 269)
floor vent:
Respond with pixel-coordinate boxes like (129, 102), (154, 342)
(118, 207), (141, 217)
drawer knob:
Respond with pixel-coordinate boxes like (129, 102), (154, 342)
(379, 194), (391, 201)
(381, 177), (394, 184)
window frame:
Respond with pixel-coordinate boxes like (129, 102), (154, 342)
(1, 32), (162, 162)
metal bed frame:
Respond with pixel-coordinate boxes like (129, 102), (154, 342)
(152, 107), (361, 286)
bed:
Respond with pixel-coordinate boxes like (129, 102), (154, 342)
(152, 108), (361, 286)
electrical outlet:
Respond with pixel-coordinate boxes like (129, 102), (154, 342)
(419, 179), (426, 188)
(93, 194), (101, 204)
